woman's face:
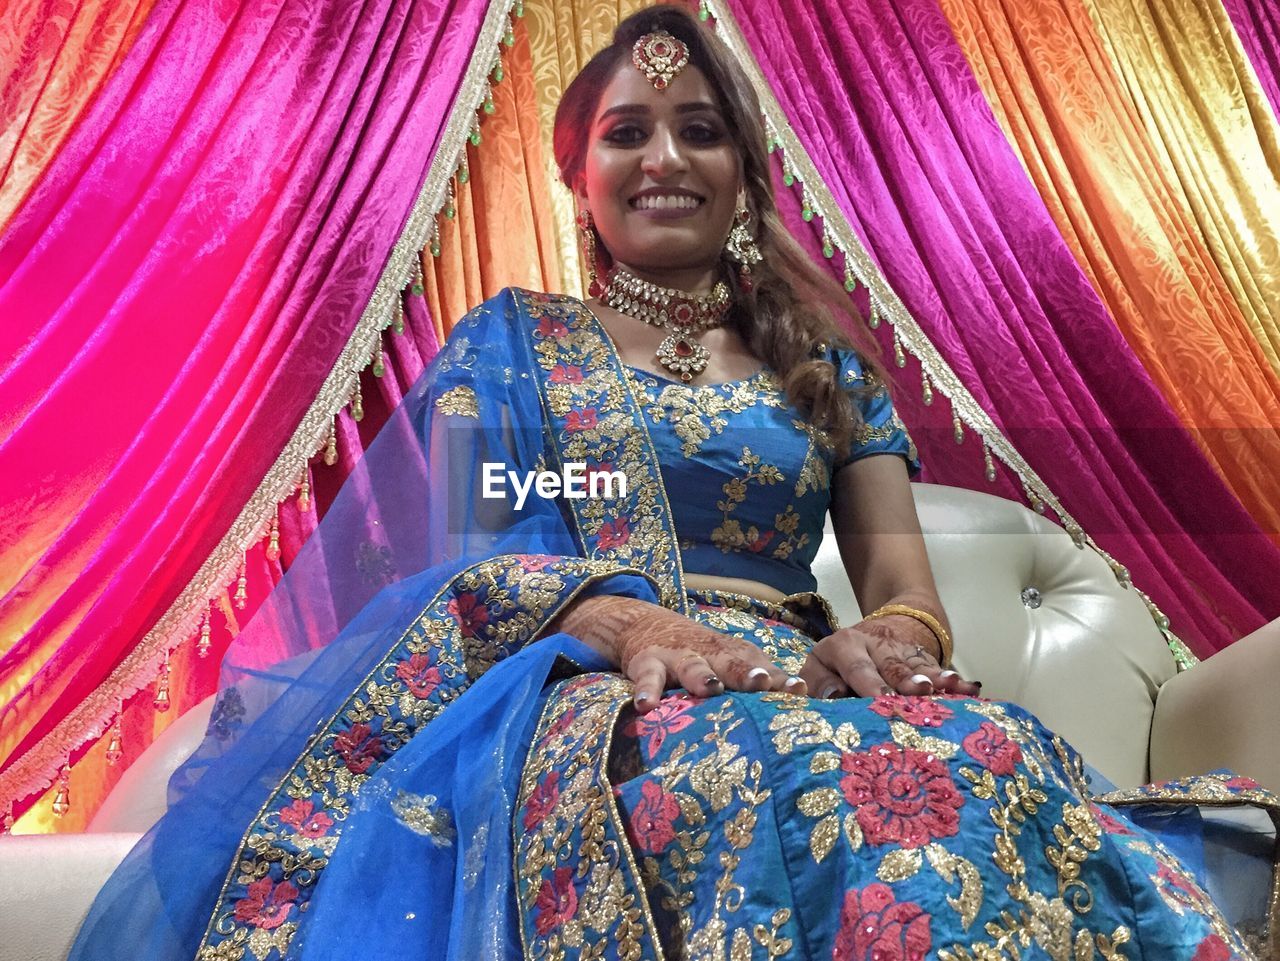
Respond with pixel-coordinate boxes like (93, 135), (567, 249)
(576, 60), (741, 285)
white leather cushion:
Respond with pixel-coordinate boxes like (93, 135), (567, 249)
(87, 697), (214, 833)
(812, 483), (1178, 789)
(0, 833), (139, 961)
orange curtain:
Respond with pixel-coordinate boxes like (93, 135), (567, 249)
(0, 0), (158, 229)
(938, 0), (1280, 540)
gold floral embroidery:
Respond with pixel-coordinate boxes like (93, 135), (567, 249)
(522, 291), (688, 612)
(710, 446), (811, 561)
(628, 368), (786, 458)
(434, 385), (479, 417)
(196, 555), (637, 961)
(514, 674), (658, 959)
(390, 790), (455, 845)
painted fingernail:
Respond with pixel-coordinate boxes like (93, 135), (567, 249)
(746, 667), (770, 688)
(705, 674), (723, 690)
(973, 681), (983, 690)
(635, 691), (653, 704)
(939, 670), (959, 681)
(784, 676), (806, 693)
(818, 683), (840, 700)
(880, 685), (895, 696)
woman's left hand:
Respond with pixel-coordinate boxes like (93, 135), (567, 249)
(797, 617), (981, 699)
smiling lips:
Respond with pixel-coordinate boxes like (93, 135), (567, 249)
(629, 190), (706, 218)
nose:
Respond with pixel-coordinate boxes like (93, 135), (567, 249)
(640, 125), (689, 179)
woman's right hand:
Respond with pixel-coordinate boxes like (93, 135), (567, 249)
(546, 594), (804, 712)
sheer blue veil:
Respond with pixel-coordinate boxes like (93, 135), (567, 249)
(68, 290), (657, 960)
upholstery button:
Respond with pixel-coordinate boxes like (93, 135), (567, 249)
(1020, 587), (1042, 609)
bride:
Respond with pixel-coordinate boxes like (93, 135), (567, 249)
(69, 5), (1261, 960)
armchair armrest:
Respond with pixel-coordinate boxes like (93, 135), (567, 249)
(1150, 619), (1280, 793)
(0, 833), (140, 961)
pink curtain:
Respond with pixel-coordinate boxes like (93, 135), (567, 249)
(0, 0), (491, 804)
(1222, 0), (1280, 121)
(727, 0), (1280, 654)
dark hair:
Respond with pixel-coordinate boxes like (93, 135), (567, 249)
(553, 3), (885, 456)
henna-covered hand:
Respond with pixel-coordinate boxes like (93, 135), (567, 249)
(546, 595), (804, 712)
(798, 614), (981, 699)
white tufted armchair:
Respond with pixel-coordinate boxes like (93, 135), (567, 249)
(2, 484), (1277, 961)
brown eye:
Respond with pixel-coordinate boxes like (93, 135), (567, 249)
(683, 122), (723, 144)
(602, 123), (646, 145)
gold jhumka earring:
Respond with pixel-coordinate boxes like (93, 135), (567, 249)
(576, 208), (604, 298)
(725, 192), (762, 291)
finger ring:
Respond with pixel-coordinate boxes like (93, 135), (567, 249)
(675, 652), (704, 672)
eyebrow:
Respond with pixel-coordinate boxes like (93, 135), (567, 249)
(596, 101), (722, 123)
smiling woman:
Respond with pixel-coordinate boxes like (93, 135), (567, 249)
(65, 5), (1265, 961)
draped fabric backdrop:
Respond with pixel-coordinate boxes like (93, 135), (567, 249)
(0, 0), (159, 229)
(0, 0), (512, 830)
(1085, 0), (1280, 377)
(938, 0), (1280, 542)
(1222, 0), (1280, 120)
(722, 0), (1280, 652)
(2, 0), (1279, 832)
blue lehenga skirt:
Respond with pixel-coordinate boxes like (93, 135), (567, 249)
(511, 591), (1268, 960)
(72, 589), (1271, 961)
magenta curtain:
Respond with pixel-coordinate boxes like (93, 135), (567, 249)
(1222, 0), (1280, 121)
(0, 0), (487, 797)
(727, 0), (1280, 654)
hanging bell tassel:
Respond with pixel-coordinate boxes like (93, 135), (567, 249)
(983, 442), (997, 483)
(921, 372), (934, 406)
(350, 383), (364, 423)
(266, 516), (281, 562)
(324, 424), (339, 466)
(868, 302), (880, 330)
(197, 604), (213, 657)
(892, 330), (906, 368)
(234, 558), (248, 609)
(105, 720), (124, 765)
(444, 179), (457, 220)
(154, 655), (171, 713)
(952, 412), (964, 445)
(1025, 484), (1045, 515)
(51, 765), (71, 818)
(298, 476), (311, 513)
(2, 803), (13, 834)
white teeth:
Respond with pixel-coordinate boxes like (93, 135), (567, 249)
(633, 194), (701, 210)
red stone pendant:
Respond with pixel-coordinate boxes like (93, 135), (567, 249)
(655, 332), (710, 382)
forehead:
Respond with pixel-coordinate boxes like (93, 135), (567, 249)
(592, 60), (721, 122)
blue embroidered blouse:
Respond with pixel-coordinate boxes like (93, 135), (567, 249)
(627, 347), (918, 596)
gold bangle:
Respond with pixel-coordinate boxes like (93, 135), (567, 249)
(864, 604), (953, 667)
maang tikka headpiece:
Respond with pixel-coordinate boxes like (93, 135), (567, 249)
(632, 30), (690, 90)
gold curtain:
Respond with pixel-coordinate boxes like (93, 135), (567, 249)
(523, 0), (654, 299)
(1084, 0), (1280, 371)
(938, 0), (1280, 539)
(422, 20), (564, 339)
(0, 0), (158, 229)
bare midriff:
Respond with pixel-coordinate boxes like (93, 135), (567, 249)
(683, 572), (787, 604)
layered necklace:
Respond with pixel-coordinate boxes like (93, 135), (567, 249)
(602, 265), (732, 382)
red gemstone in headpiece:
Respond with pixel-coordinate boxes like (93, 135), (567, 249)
(632, 31), (690, 91)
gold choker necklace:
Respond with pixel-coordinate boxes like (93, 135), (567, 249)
(603, 267), (731, 382)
